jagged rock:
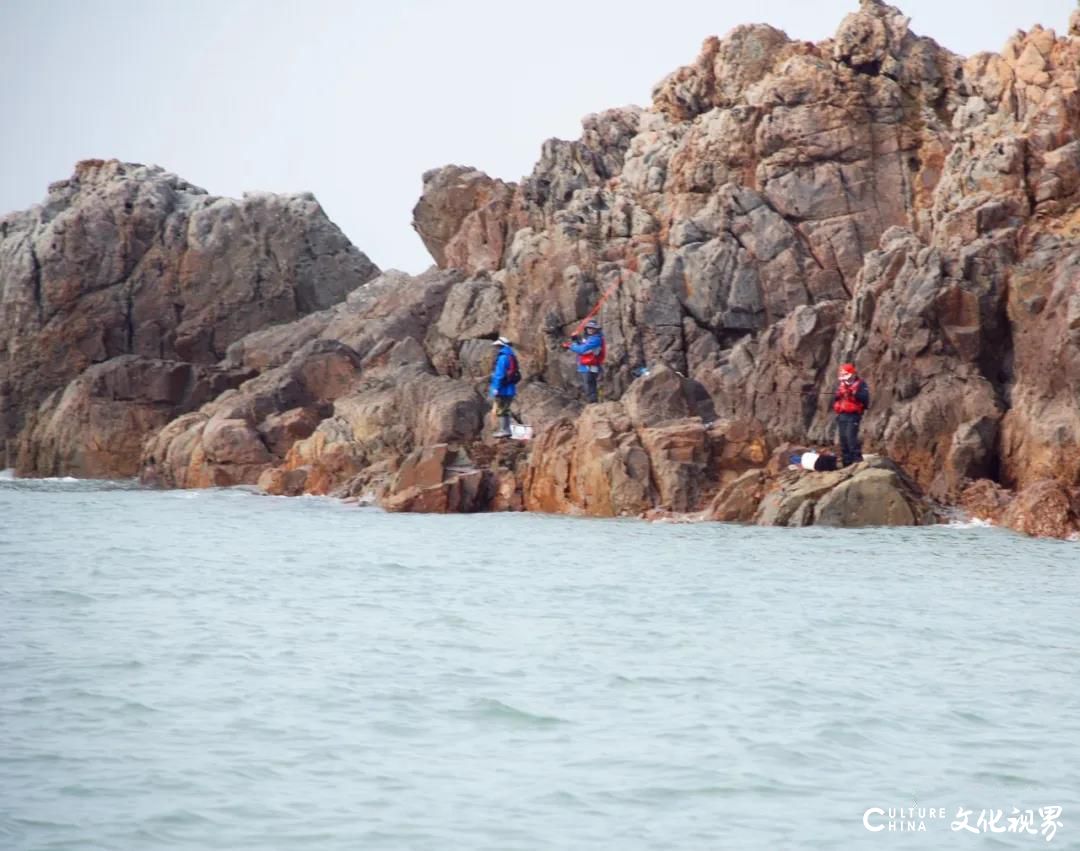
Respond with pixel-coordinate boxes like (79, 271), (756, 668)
(997, 240), (1080, 491)
(141, 340), (364, 488)
(522, 405), (652, 517)
(412, 166), (514, 273)
(258, 405), (329, 457)
(0, 159), (378, 474)
(489, 468), (524, 512)
(144, 263), (477, 493)
(639, 418), (709, 512)
(257, 465), (311, 498)
(254, 368), (487, 497)
(706, 418), (772, 488)
(652, 26), (793, 120)
(408, 2), (1080, 528)
(709, 469), (769, 521)
(435, 278), (507, 341)
(959, 477), (1012, 524)
(379, 444), (490, 513)
(999, 480), (1080, 539)
(521, 405), (764, 517)
(622, 365), (695, 427)
(511, 382), (582, 433)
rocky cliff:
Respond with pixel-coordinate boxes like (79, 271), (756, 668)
(2, 1), (1078, 537)
(1, 159), (379, 475)
(406, 0), (1080, 536)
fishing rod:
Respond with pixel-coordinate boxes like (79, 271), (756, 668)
(544, 269), (625, 339)
(569, 273), (622, 337)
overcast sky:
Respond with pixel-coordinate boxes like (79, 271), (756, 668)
(1, 0), (1074, 272)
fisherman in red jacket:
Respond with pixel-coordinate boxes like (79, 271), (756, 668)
(563, 319), (606, 403)
(832, 362), (870, 466)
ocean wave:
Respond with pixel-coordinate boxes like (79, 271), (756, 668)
(946, 516), (995, 529)
(0, 474), (142, 492)
(465, 698), (569, 727)
(0, 474), (81, 483)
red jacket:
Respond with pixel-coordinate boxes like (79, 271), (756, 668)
(833, 378), (869, 415)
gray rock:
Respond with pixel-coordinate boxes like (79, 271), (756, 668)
(755, 458), (934, 528)
(1, 159), (378, 473)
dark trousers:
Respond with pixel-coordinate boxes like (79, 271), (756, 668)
(837, 415), (863, 466)
(581, 370), (599, 403)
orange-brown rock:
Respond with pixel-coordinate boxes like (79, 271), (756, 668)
(15, 355), (250, 478)
(379, 444), (491, 513)
(999, 480), (1080, 539)
(141, 340), (365, 488)
(521, 368), (771, 516)
(523, 405), (653, 517)
(706, 418), (771, 488)
(959, 478), (1013, 525)
(257, 466), (311, 498)
(638, 420), (709, 512)
(258, 406), (329, 458)
(412, 167), (515, 273)
(709, 469), (769, 522)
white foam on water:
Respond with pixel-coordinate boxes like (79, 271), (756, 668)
(947, 516), (995, 529)
(2, 474), (81, 483)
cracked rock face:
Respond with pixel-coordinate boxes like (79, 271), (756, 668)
(0, 159), (379, 471)
(410, 0), (1080, 535)
(417, 2), (971, 403)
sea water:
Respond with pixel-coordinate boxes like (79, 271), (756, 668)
(1, 477), (1078, 849)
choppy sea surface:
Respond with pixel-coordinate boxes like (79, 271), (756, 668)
(1, 474), (1078, 850)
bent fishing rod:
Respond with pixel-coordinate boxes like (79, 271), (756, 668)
(544, 272), (624, 339)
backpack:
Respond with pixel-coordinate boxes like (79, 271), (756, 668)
(506, 353), (521, 385)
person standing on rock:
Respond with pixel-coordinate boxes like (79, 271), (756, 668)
(564, 319), (606, 403)
(832, 362), (870, 466)
(489, 336), (520, 438)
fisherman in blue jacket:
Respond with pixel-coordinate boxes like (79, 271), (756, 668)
(563, 319), (606, 403)
(489, 336), (520, 438)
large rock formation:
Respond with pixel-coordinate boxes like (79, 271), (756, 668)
(742, 455), (936, 528)
(3, 3), (1079, 538)
(0, 159), (379, 474)
(408, 1), (1080, 536)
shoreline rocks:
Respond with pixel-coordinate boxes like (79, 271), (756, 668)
(2, 2), (1080, 540)
(748, 456), (937, 528)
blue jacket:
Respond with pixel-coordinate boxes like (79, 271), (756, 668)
(569, 332), (604, 373)
(489, 345), (518, 398)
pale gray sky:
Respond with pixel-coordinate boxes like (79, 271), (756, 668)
(1, 0), (1074, 272)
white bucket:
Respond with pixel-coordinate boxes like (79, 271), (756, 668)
(510, 423), (533, 441)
